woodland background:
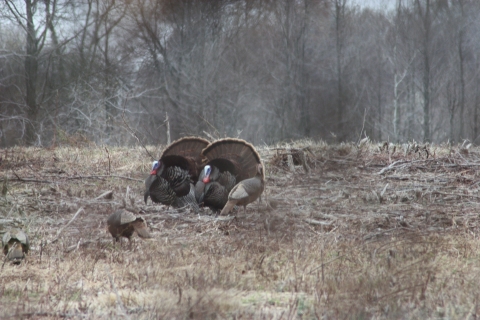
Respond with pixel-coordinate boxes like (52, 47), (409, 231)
(0, 0), (479, 147)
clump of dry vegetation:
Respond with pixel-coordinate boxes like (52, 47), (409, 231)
(1, 140), (480, 319)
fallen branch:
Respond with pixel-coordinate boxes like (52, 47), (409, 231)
(50, 207), (84, 244)
(378, 160), (412, 175)
(70, 175), (143, 182)
(9, 174), (143, 183)
(95, 190), (113, 200)
(11, 169), (53, 184)
(14, 312), (70, 318)
(304, 218), (333, 226)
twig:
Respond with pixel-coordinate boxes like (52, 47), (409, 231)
(50, 207), (84, 244)
(165, 112), (171, 145)
(11, 169), (53, 183)
(378, 160), (418, 175)
(15, 313), (69, 318)
(105, 146), (111, 175)
(304, 218), (332, 226)
(356, 108), (367, 145)
(95, 190), (113, 200)
(198, 114), (221, 139)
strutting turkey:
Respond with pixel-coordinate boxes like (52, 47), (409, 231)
(195, 138), (262, 211)
(145, 137), (209, 211)
(220, 163), (265, 215)
(107, 209), (152, 243)
(2, 229), (29, 264)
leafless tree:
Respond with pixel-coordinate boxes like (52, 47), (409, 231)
(1, 0), (480, 146)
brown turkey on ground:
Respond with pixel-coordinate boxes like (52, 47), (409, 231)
(220, 163), (265, 215)
(2, 229), (29, 264)
(107, 209), (152, 243)
(195, 138), (262, 212)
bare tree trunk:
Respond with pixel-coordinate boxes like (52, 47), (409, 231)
(447, 81), (457, 143)
(298, 0), (310, 137)
(24, 0), (39, 144)
(334, 0), (346, 139)
(474, 59), (480, 143)
(392, 0), (401, 142)
(104, 18), (114, 137)
(405, 41), (416, 141)
(280, 0), (292, 140)
(457, 22), (465, 140)
(415, 0), (432, 142)
(393, 58), (399, 141)
(376, 64), (383, 141)
(422, 51), (430, 143)
(99, 1), (127, 141)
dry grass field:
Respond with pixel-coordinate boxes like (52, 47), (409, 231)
(1, 140), (480, 319)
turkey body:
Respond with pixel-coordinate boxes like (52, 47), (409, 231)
(195, 138), (262, 211)
(145, 137), (209, 210)
(147, 166), (191, 205)
(107, 209), (151, 242)
(2, 229), (29, 264)
(199, 181), (230, 210)
(220, 163), (265, 215)
(196, 167), (236, 209)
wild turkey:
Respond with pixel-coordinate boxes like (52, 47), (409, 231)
(220, 163), (265, 215)
(2, 229), (29, 264)
(195, 138), (262, 211)
(107, 209), (152, 243)
(145, 137), (209, 210)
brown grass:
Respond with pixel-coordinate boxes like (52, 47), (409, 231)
(1, 141), (480, 319)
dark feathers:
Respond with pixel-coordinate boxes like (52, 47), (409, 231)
(145, 137), (209, 211)
(196, 139), (262, 211)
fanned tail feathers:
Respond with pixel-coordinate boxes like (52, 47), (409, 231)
(161, 137), (209, 180)
(220, 201), (236, 215)
(132, 219), (152, 239)
(202, 138), (261, 181)
(161, 137), (210, 158)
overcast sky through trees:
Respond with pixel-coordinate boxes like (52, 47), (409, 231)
(351, 0), (396, 11)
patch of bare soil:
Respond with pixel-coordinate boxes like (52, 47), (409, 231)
(1, 141), (480, 319)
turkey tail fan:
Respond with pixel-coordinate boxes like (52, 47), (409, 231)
(132, 218), (152, 239)
(161, 136), (210, 158)
(107, 210), (152, 242)
(161, 137), (210, 180)
(201, 138), (261, 182)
